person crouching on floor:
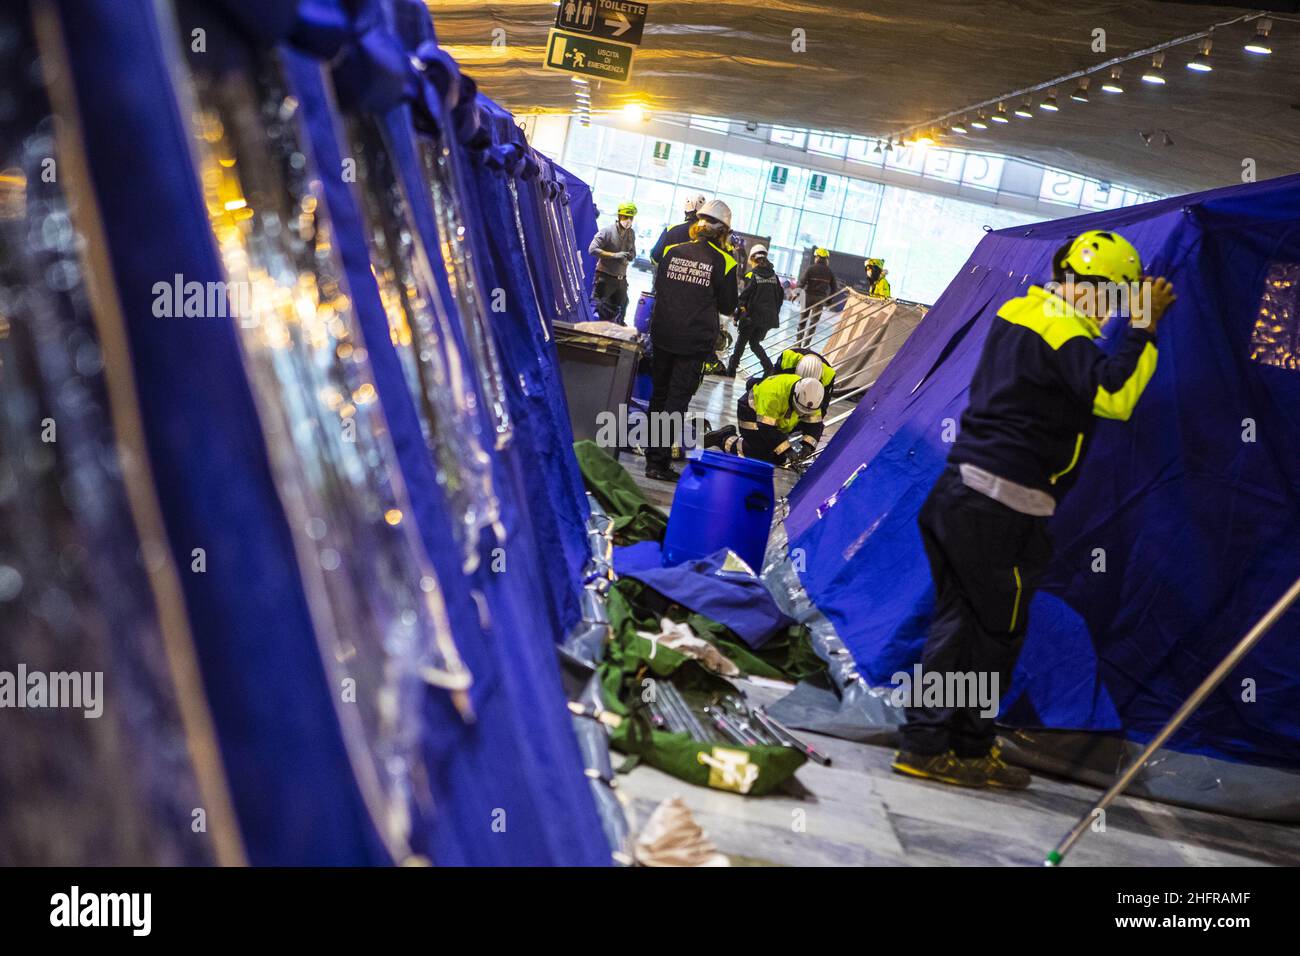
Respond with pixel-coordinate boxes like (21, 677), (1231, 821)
(644, 200), (738, 482)
(704, 372), (825, 467)
(892, 229), (1176, 791)
(762, 350), (835, 457)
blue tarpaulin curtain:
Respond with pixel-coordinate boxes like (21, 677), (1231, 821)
(38, 0), (610, 864)
(789, 175), (1300, 770)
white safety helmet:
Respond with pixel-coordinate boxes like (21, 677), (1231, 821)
(795, 354), (824, 381)
(749, 244), (769, 260)
(793, 378), (825, 416)
(696, 198), (732, 229)
(684, 194), (707, 214)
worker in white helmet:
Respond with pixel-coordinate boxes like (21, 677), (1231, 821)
(645, 199), (738, 481)
(743, 348), (837, 455)
(725, 244), (782, 377)
(650, 193), (710, 266)
(704, 373), (824, 467)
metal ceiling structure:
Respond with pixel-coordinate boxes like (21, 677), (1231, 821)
(427, 1), (1300, 195)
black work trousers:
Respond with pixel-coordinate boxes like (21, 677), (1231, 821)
(796, 301), (826, 348)
(646, 348), (708, 467)
(725, 396), (791, 464)
(593, 271), (629, 324)
(727, 319), (774, 375)
(899, 467), (1053, 758)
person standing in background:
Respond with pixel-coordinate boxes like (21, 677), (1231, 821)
(796, 248), (838, 347)
(726, 245), (781, 377)
(864, 257), (892, 298)
(644, 200), (737, 481)
(650, 193), (707, 267)
(588, 201), (638, 324)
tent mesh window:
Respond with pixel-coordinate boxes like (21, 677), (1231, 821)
(1249, 261), (1300, 371)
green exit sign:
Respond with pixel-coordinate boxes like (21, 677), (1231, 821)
(544, 28), (635, 83)
(653, 141), (671, 161)
(692, 149), (711, 170)
(809, 173), (828, 193)
(770, 166), (789, 186)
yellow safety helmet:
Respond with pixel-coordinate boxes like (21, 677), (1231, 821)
(1057, 230), (1142, 284)
(617, 201), (638, 217)
(814, 248), (830, 259)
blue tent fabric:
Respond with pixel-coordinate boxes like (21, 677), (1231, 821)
(614, 540), (665, 574)
(282, 1), (609, 865)
(54, 0), (391, 865)
(557, 162), (599, 305)
(622, 549), (799, 650)
(789, 174), (1300, 770)
(466, 99), (594, 633)
(39, 0), (612, 865)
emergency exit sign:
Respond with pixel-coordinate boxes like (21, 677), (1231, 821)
(692, 149), (711, 170)
(544, 29), (636, 83)
(770, 166), (789, 190)
(809, 173), (828, 193)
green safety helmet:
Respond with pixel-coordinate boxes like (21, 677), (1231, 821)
(1057, 230), (1142, 284)
(617, 201), (638, 217)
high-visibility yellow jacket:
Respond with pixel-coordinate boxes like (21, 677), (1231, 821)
(748, 373), (813, 434)
(949, 285), (1158, 502)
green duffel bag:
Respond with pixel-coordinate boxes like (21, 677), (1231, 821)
(598, 590), (806, 796)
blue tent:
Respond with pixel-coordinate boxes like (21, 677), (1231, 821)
(789, 174), (1300, 777)
(4, 0), (611, 865)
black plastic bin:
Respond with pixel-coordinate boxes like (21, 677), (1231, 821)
(553, 322), (643, 458)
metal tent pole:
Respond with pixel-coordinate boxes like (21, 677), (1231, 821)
(1045, 575), (1300, 866)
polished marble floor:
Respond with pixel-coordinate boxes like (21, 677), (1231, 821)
(621, 418), (1300, 867)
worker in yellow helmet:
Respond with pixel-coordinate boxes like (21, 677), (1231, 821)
(795, 247), (839, 348)
(894, 229), (1176, 791)
(863, 258), (892, 298)
(704, 373), (824, 467)
(588, 201), (638, 323)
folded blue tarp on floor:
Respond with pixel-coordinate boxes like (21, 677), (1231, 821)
(789, 174), (1300, 772)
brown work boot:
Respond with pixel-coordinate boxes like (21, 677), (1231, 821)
(963, 746), (1032, 790)
(891, 750), (986, 788)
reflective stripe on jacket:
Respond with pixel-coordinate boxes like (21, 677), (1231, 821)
(949, 284), (1158, 503)
(746, 373), (803, 433)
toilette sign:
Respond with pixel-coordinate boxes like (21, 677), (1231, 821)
(555, 0), (649, 46)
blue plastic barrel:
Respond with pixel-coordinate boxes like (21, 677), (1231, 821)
(663, 451), (776, 571)
(634, 292), (655, 335)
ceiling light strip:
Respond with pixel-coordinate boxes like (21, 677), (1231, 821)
(890, 10), (1291, 144)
